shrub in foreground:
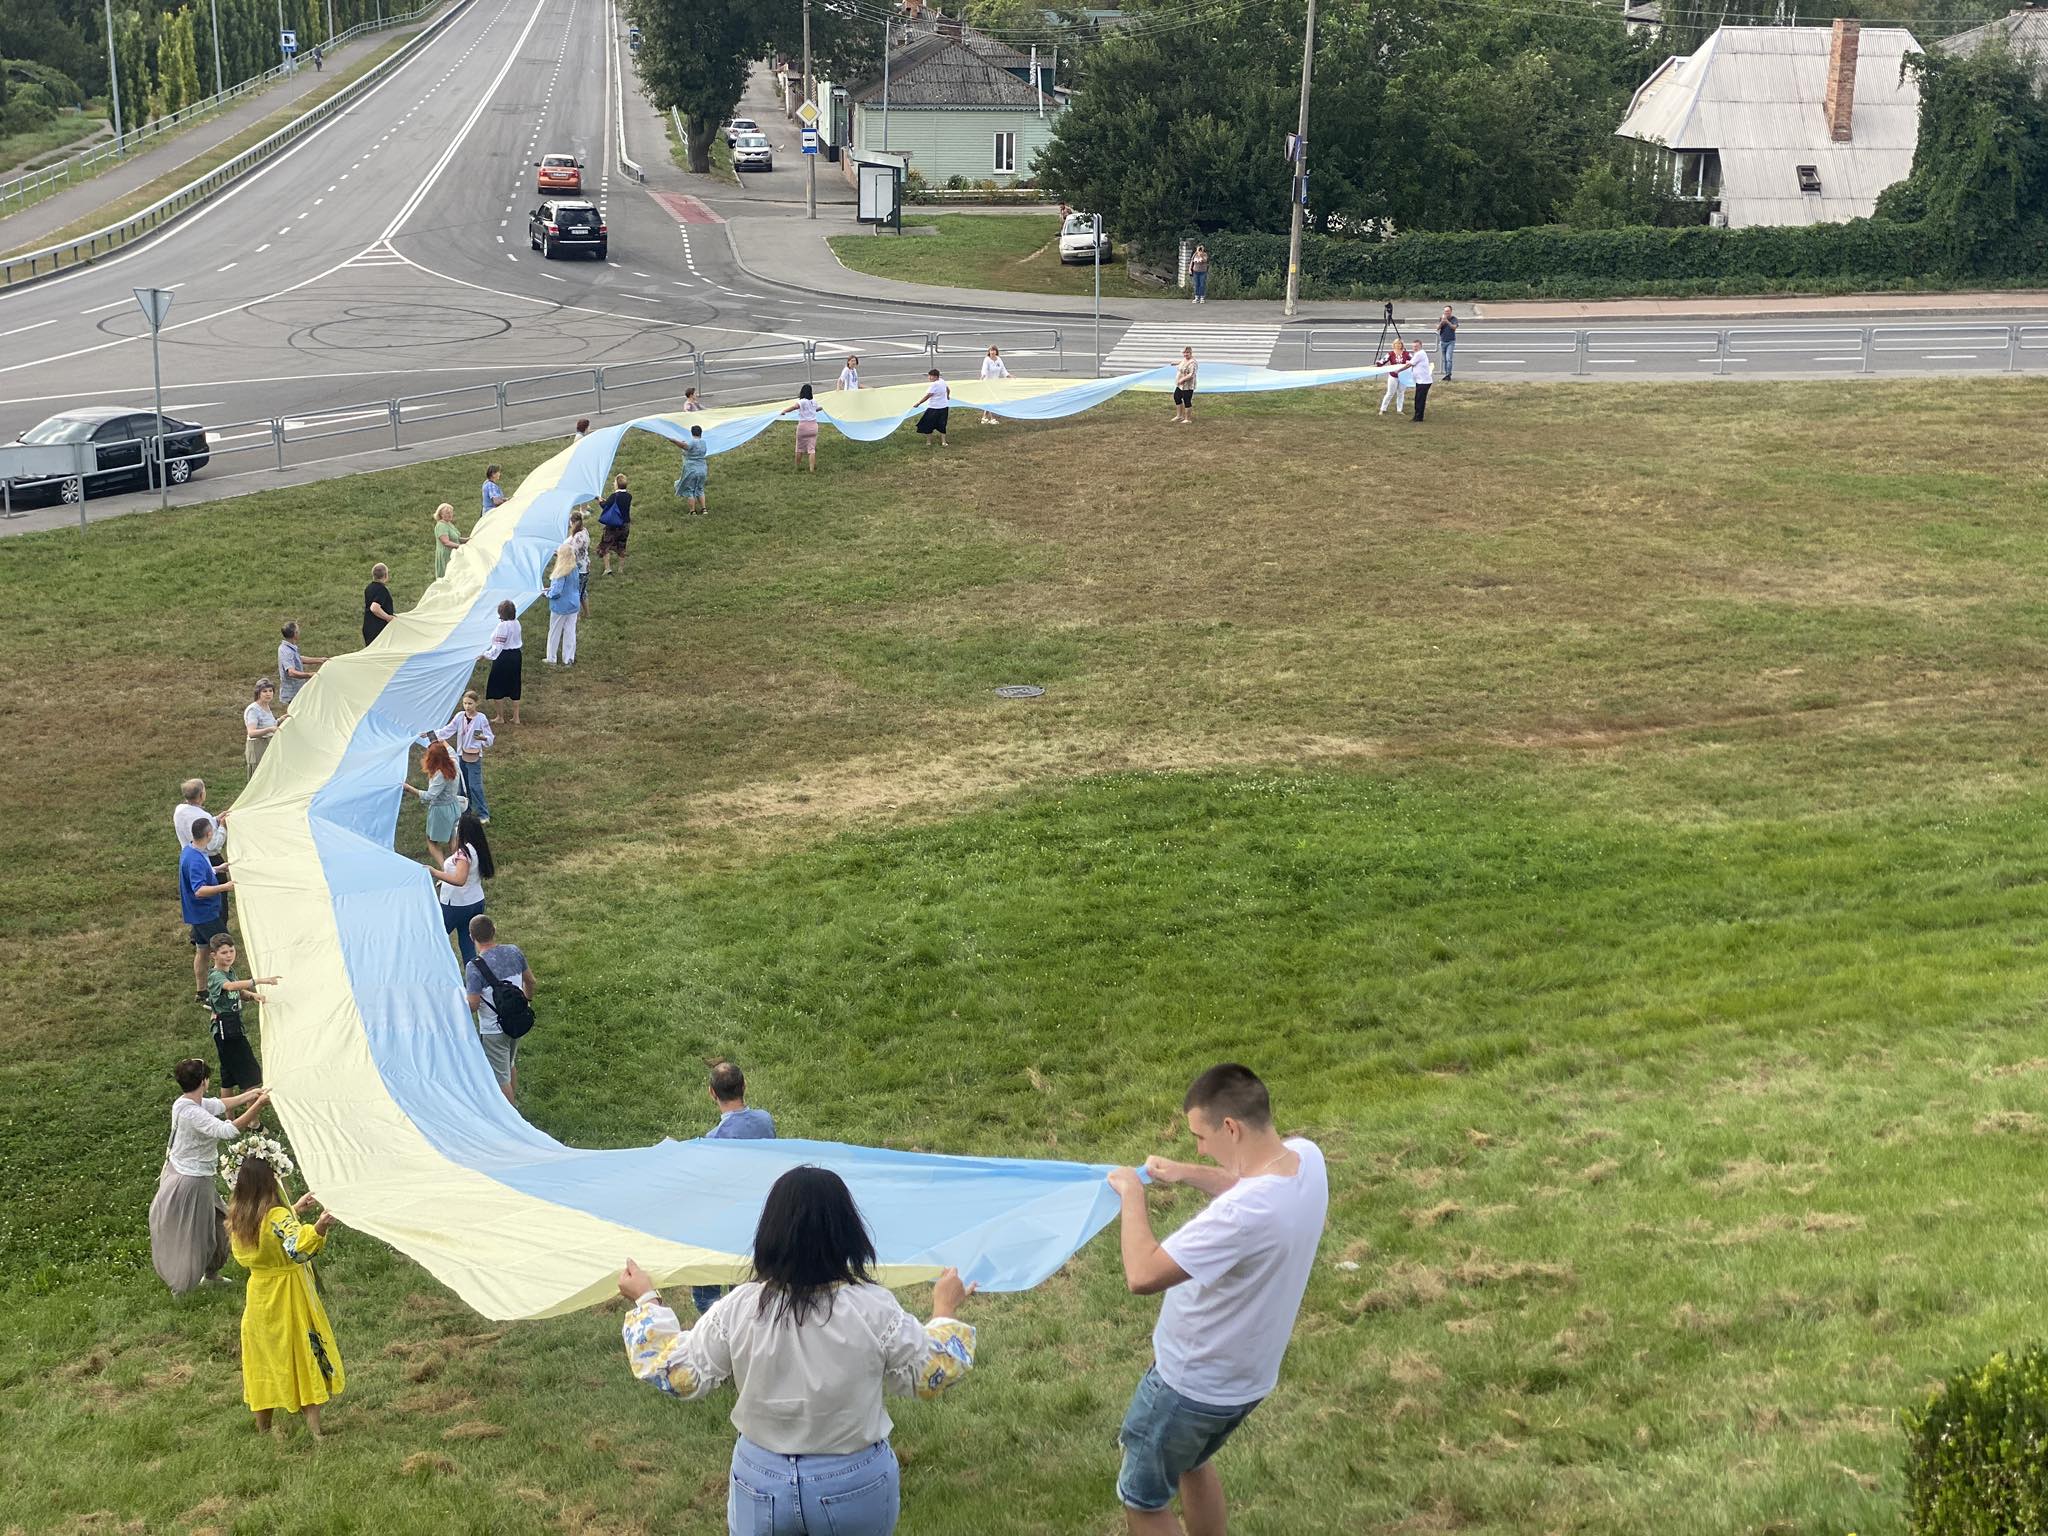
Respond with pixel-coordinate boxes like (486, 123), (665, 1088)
(1905, 1347), (2048, 1533)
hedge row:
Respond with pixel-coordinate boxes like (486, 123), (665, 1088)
(1200, 219), (1970, 300)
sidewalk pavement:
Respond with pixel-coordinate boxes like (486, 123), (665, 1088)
(721, 207), (2048, 325)
(0, 24), (425, 255)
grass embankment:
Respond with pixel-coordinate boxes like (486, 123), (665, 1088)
(830, 212), (1158, 298)
(1, 32), (419, 266)
(7, 379), (2048, 1532)
(0, 110), (107, 180)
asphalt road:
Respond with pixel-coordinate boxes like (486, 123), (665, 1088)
(0, 0), (2044, 528)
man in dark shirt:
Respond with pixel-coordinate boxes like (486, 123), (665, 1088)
(1437, 305), (1459, 381)
(363, 562), (395, 645)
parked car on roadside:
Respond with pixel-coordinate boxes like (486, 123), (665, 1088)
(1058, 212), (1112, 264)
(732, 131), (774, 172)
(536, 153), (583, 194)
(529, 199), (608, 259)
(4, 406), (211, 506)
(722, 117), (758, 146)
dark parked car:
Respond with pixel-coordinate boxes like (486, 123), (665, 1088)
(529, 199), (607, 260)
(4, 406), (211, 505)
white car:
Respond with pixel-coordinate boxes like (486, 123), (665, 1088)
(732, 132), (774, 172)
(1058, 212), (1112, 264)
(722, 117), (759, 146)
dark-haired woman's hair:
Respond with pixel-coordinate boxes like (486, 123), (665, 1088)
(497, 599), (516, 620)
(798, 383), (813, 400)
(751, 1166), (875, 1326)
(456, 812), (495, 879)
(690, 426), (703, 439)
(227, 1156), (283, 1247)
(173, 1058), (210, 1093)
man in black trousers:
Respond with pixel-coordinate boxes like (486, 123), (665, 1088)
(1409, 342), (1434, 422)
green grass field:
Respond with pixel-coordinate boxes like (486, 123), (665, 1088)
(829, 213), (1158, 299)
(6, 378), (2048, 1533)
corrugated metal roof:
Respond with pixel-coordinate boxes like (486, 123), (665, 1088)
(846, 29), (1047, 109)
(1615, 25), (1922, 225)
(1937, 8), (2048, 82)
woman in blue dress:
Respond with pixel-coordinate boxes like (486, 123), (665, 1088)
(675, 425), (709, 515)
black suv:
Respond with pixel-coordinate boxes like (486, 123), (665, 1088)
(529, 199), (607, 260)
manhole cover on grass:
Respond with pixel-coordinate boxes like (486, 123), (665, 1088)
(994, 685), (1045, 700)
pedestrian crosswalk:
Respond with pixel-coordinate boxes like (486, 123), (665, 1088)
(1101, 322), (1281, 374)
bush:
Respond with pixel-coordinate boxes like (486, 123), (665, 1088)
(1, 79), (53, 136)
(1904, 1347), (2048, 1532)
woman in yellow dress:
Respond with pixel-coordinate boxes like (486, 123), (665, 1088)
(226, 1156), (345, 1437)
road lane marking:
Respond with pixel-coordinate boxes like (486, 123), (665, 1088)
(0, 318), (58, 338)
(217, 263), (238, 272)
(80, 297), (132, 315)
(256, 243), (272, 252)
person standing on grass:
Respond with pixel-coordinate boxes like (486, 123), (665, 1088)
(244, 680), (279, 773)
(914, 369), (951, 447)
(428, 810), (493, 969)
(676, 428), (709, 514)
(567, 508), (592, 618)
(205, 933), (275, 1093)
(180, 818), (233, 1002)
(1171, 348), (1197, 426)
(1437, 305), (1458, 380)
(464, 914), (533, 1104)
(1105, 1063), (1328, 1536)
(544, 542), (582, 666)
(690, 1061), (777, 1318)
(838, 355), (861, 391)
(573, 417), (592, 441)
(276, 621), (323, 714)
(1189, 244), (1209, 305)
(149, 1059), (267, 1295)
(618, 1166), (978, 1536)
(362, 562), (395, 646)
(1408, 342), (1434, 423)
(402, 739), (464, 860)
(978, 346), (1009, 425)
(228, 1156), (344, 1440)
(175, 779), (229, 860)
(426, 692), (494, 822)
(434, 502), (466, 579)
(781, 384), (822, 471)
(598, 474), (634, 570)
(481, 464), (508, 516)
(482, 598), (523, 726)
(1378, 341), (1410, 416)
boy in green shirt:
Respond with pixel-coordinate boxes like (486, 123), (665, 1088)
(205, 934), (277, 1092)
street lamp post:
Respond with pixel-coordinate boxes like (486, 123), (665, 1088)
(210, 0), (225, 96)
(133, 288), (175, 512)
(1282, 0), (1318, 318)
(1092, 213), (1102, 378)
(104, 0), (126, 153)
(802, 0), (816, 220)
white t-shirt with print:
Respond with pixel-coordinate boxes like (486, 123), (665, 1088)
(1154, 1137), (1328, 1405)
(925, 379), (950, 409)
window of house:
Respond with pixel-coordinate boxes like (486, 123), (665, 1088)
(994, 132), (1017, 173)
(1796, 164), (1822, 194)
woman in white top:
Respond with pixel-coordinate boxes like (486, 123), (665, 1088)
(620, 1166), (978, 1536)
(977, 345), (1009, 425)
(426, 691), (495, 823)
(243, 679), (279, 773)
(427, 811), (493, 969)
(838, 355), (860, 391)
(779, 384), (822, 473)
(148, 1057), (268, 1294)
(482, 598), (523, 726)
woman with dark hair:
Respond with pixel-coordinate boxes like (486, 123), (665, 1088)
(428, 810), (493, 969)
(243, 679), (278, 772)
(228, 1156), (345, 1438)
(779, 384), (821, 472)
(402, 740), (464, 859)
(148, 1059), (267, 1294)
(619, 1166), (978, 1535)
(482, 598), (523, 726)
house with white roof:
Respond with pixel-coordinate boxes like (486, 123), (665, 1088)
(1937, 4), (2048, 86)
(1614, 21), (1923, 227)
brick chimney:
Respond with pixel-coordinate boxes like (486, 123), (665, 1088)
(1823, 17), (1860, 143)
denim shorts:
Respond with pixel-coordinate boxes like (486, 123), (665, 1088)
(729, 1435), (899, 1536)
(1116, 1365), (1261, 1512)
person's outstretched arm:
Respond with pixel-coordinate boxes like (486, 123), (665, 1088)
(617, 1258), (733, 1401)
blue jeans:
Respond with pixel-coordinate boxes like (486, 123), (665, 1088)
(459, 756), (487, 820)
(1191, 270), (1207, 300)
(444, 899), (483, 970)
(692, 1284), (726, 1316)
(1440, 336), (1456, 378)
(729, 1436), (899, 1536)
(1117, 1365), (1260, 1513)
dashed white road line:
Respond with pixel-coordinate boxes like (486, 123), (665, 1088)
(217, 262), (238, 272)
(0, 318), (58, 338)
(256, 243), (271, 253)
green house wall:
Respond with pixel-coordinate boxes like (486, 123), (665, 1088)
(850, 104), (1060, 185)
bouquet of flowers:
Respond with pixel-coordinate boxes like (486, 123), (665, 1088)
(220, 1130), (296, 1192)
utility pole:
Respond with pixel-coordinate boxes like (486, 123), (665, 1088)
(881, 13), (891, 151)
(134, 288), (174, 512)
(209, 0), (224, 95)
(327, 0), (335, 46)
(104, 0), (125, 152)
(1092, 213), (1102, 377)
(803, 0), (816, 219)
(1283, 0), (1317, 318)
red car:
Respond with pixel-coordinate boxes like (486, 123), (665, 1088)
(536, 153), (583, 194)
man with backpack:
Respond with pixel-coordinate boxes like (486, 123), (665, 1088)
(464, 914), (535, 1103)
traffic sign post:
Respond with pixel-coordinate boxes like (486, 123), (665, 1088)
(133, 287), (174, 511)
(802, 130), (819, 155)
(796, 100), (819, 128)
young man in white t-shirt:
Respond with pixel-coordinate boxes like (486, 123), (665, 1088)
(1106, 1063), (1329, 1535)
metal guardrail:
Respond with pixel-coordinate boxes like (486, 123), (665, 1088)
(1300, 323), (2048, 377)
(0, 0), (470, 288)
(1, 329), (1071, 523)
(610, 0), (644, 185)
(0, 0), (443, 218)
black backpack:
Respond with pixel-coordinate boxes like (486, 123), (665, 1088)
(485, 964), (535, 1039)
